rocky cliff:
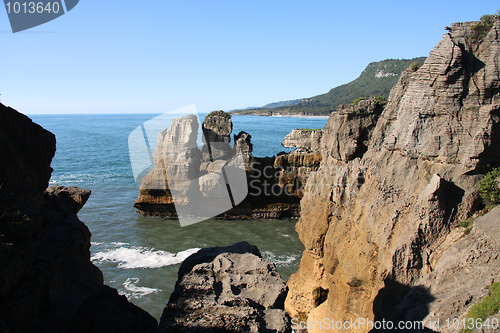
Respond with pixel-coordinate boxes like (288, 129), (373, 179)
(0, 103), (157, 332)
(285, 20), (500, 332)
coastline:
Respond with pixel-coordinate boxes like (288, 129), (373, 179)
(232, 113), (330, 119)
(270, 114), (330, 119)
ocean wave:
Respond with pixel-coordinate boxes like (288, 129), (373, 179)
(119, 278), (160, 299)
(91, 244), (200, 269)
(262, 250), (299, 267)
(49, 172), (129, 185)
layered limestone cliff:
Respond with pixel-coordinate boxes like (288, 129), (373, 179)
(285, 20), (500, 332)
(0, 103), (157, 332)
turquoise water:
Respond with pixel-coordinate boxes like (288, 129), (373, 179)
(30, 113), (328, 319)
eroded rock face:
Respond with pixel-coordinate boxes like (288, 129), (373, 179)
(285, 20), (500, 332)
(135, 112), (247, 218)
(392, 205), (500, 332)
(322, 99), (384, 161)
(157, 242), (291, 333)
(135, 114), (201, 216)
(376, 21), (500, 168)
(234, 131), (254, 171)
(274, 151), (322, 198)
(0, 103), (157, 332)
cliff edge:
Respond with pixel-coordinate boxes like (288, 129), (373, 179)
(285, 20), (500, 332)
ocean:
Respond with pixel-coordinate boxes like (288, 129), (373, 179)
(29, 113), (328, 319)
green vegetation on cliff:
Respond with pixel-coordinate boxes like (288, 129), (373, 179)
(470, 12), (500, 42)
(479, 167), (500, 207)
(232, 57), (426, 116)
(463, 282), (500, 333)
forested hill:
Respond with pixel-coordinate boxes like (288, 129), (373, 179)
(231, 57), (426, 116)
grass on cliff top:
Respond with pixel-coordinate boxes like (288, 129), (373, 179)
(463, 282), (500, 333)
(470, 12), (500, 42)
(205, 110), (231, 119)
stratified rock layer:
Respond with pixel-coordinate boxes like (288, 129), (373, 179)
(157, 242), (291, 333)
(285, 20), (500, 332)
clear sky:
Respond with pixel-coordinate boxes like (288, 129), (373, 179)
(0, 1), (499, 114)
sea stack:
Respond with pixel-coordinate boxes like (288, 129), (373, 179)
(134, 110), (324, 219)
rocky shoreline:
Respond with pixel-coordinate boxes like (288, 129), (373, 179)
(232, 112), (330, 119)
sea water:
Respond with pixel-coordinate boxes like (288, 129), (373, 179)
(30, 113), (328, 319)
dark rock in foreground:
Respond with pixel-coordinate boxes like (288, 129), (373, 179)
(0, 103), (157, 332)
(0, 104), (55, 191)
(157, 242), (291, 333)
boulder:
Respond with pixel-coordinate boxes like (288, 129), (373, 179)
(45, 185), (91, 214)
(157, 242), (291, 333)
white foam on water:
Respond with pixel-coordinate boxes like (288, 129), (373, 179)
(120, 278), (160, 299)
(49, 173), (124, 185)
(262, 250), (299, 267)
(91, 245), (200, 269)
(111, 242), (129, 246)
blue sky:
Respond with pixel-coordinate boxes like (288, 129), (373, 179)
(1, 1), (499, 114)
